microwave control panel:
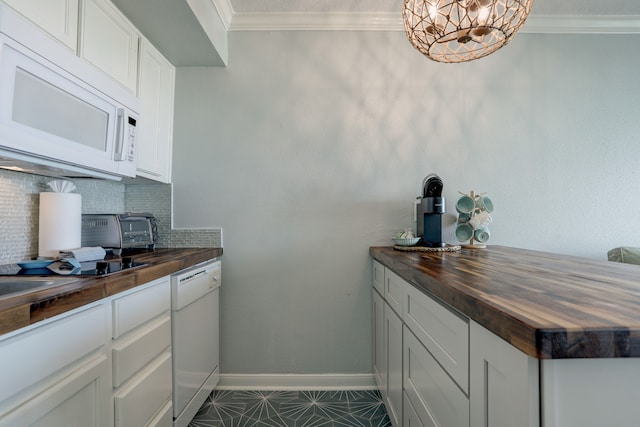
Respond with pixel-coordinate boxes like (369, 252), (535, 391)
(127, 116), (137, 162)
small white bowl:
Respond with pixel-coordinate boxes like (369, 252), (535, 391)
(392, 237), (420, 246)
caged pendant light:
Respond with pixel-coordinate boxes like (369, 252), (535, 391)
(403, 0), (533, 63)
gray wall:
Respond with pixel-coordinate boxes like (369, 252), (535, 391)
(171, 30), (640, 375)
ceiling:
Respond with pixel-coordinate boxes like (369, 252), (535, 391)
(110, 0), (640, 67)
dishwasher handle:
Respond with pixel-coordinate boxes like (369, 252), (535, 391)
(178, 270), (207, 285)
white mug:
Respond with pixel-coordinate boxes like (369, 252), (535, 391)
(468, 211), (492, 230)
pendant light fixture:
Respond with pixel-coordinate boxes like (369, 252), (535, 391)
(403, 0), (533, 63)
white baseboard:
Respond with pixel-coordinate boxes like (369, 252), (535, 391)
(216, 373), (377, 391)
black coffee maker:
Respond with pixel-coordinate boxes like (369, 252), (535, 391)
(416, 174), (446, 247)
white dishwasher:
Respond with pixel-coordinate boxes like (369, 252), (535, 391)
(171, 259), (221, 427)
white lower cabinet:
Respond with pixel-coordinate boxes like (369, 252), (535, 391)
(404, 390), (429, 427)
(372, 288), (385, 392)
(111, 276), (172, 427)
(372, 283), (402, 427)
(404, 327), (469, 427)
(372, 258), (384, 296)
(0, 275), (172, 427)
(384, 302), (403, 427)
(403, 281), (469, 393)
(373, 259), (539, 427)
(0, 303), (111, 427)
(540, 357), (640, 427)
(470, 321), (539, 427)
(384, 268), (405, 317)
(114, 352), (172, 427)
(1, 354), (110, 427)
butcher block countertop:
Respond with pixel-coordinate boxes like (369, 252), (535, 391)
(370, 245), (640, 359)
(0, 247), (222, 336)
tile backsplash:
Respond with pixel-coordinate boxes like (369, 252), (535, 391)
(125, 183), (222, 249)
(0, 170), (43, 262)
(0, 169), (221, 263)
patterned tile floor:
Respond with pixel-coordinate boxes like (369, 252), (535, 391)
(189, 390), (393, 427)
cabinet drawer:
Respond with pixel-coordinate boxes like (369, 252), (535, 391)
(114, 351), (172, 427)
(112, 277), (170, 339)
(373, 260), (385, 296)
(112, 314), (171, 387)
(404, 327), (469, 427)
(404, 390), (433, 427)
(385, 268), (405, 316)
(403, 283), (469, 393)
(147, 400), (173, 427)
(0, 303), (107, 404)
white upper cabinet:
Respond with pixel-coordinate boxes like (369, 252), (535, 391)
(79, 0), (139, 93)
(136, 38), (174, 183)
(1, 0), (79, 51)
(3, 0), (176, 182)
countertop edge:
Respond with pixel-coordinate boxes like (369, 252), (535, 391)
(0, 247), (223, 336)
(370, 245), (640, 360)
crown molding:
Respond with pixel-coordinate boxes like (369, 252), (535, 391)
(522, 15), (640, 34)
(211, 0), (234, 30)
(225, 11), (640, 34)
(228, 12), (402, 32)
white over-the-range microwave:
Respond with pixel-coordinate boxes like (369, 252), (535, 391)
(0, 4), (140, 180)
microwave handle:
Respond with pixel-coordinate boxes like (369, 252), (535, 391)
(113, 108), (126, 161)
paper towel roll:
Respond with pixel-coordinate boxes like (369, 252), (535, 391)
(39, 192), (81, 258)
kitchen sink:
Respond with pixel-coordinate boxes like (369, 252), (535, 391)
(0, 277), (78, 298)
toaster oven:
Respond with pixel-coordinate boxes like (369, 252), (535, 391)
(81, 213), (157, 250)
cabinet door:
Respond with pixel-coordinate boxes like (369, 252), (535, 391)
(1, 0), (78, 50)
(136, 37), (174, 183)
(80, 0), (139, 92)
(384, 302), (403, 427)
(0, 304), (108, 408)
(0, 353), (110, 426)
(469, 321), (539, 427)
(372, 288), (385, 392)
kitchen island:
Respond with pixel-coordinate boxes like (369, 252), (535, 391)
(371, 245), (640, 427)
